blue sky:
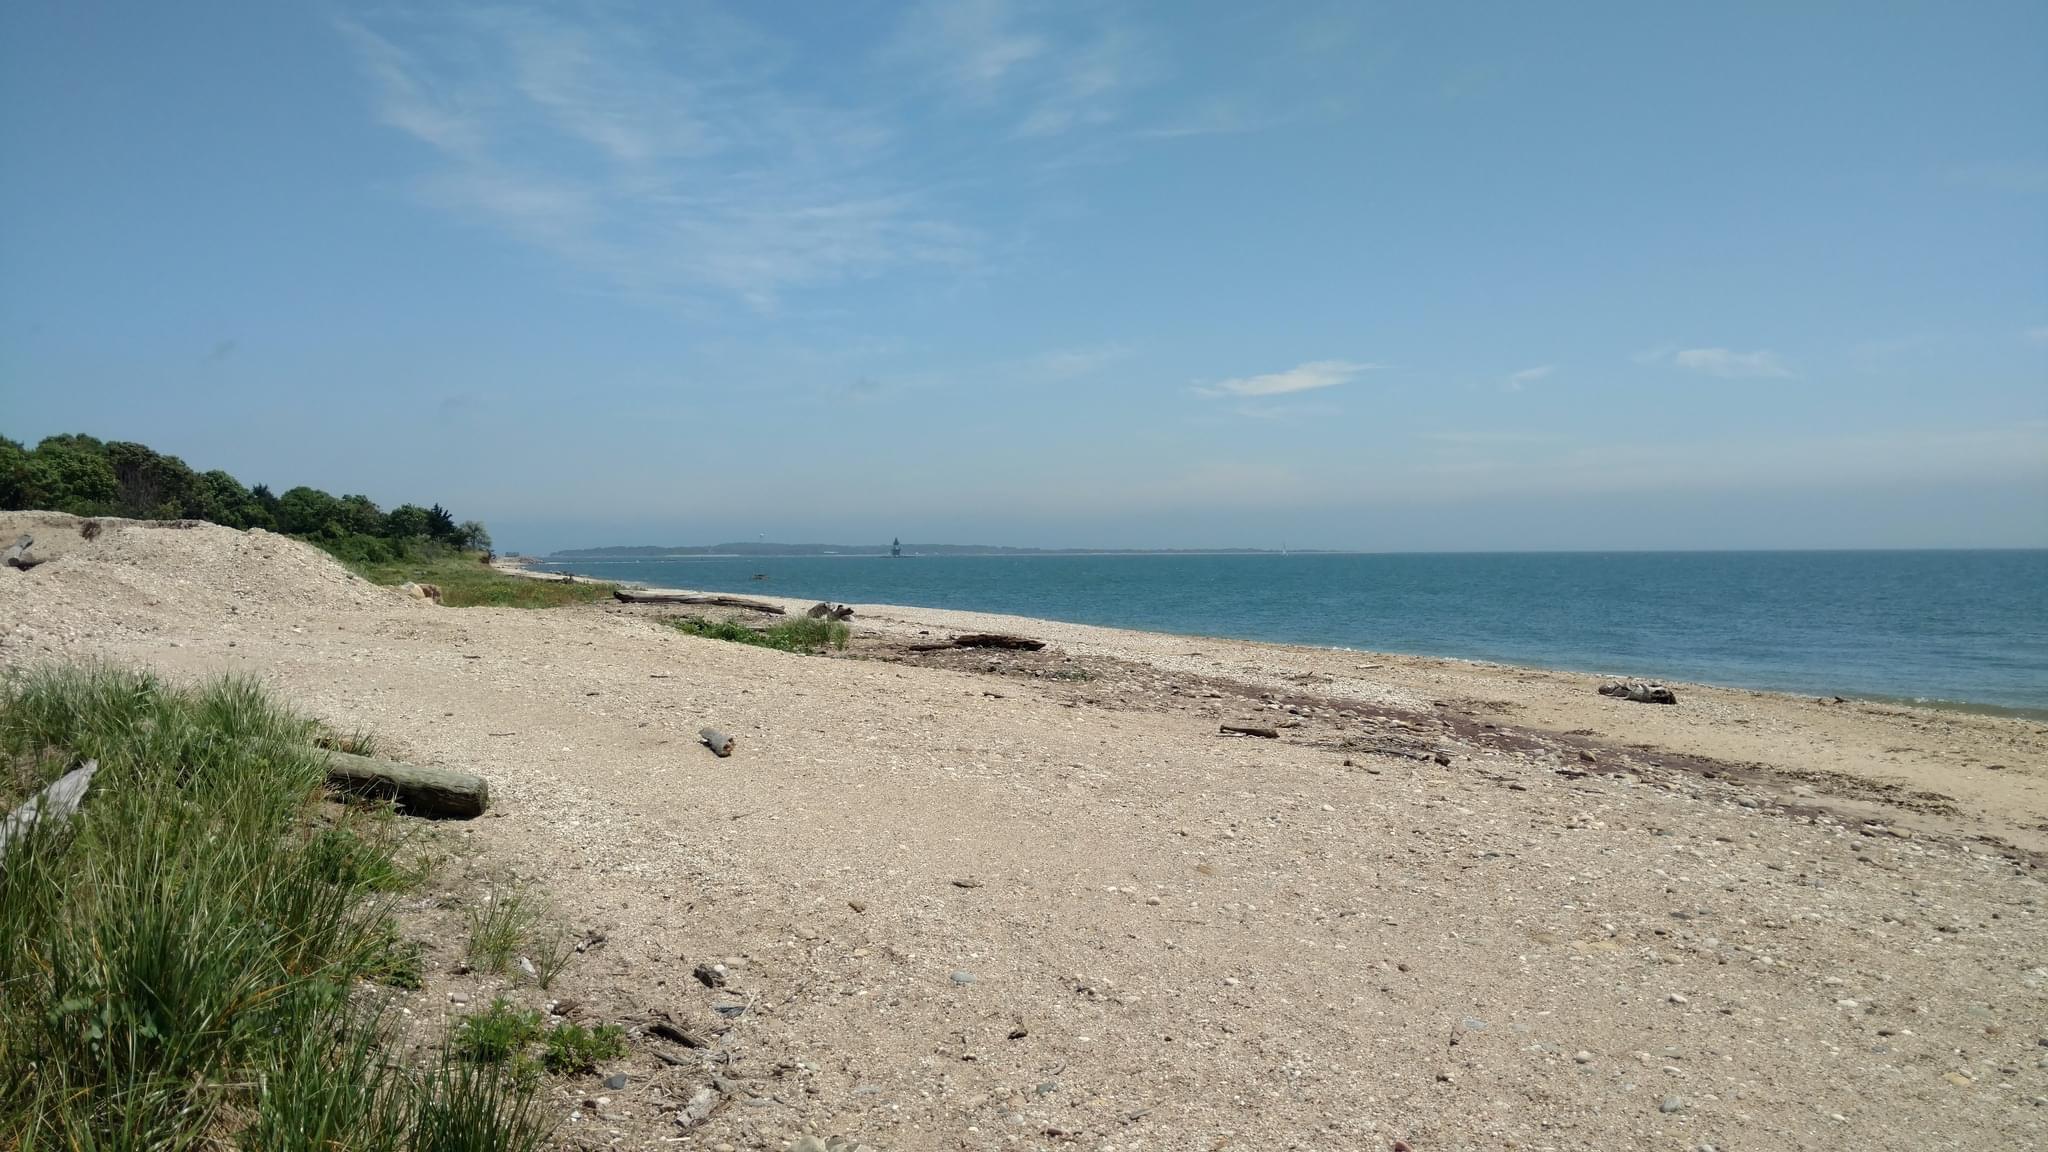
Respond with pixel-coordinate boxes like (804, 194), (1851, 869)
(3, 1), (2044, 552)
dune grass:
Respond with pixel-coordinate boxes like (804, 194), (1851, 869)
(335, 543), (615, 608)
(670, 613), (850, 652)
(0, 663), (548, 1151)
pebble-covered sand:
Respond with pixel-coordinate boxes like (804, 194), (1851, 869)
(6, 513), (2047, 1151)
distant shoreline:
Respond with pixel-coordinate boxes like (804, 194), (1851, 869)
(545, 546), (1346, 559)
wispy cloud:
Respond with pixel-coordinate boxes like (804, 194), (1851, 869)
(1657, 347), (1794, 379)
(892, 0), (1148, 138)
(1014, 27), (1148, 138)
(335, 7), (970, 309)
(1199, 359), (1373, 398)
(887, 0), (1045, 101)
(1504, 364), (1554, 391)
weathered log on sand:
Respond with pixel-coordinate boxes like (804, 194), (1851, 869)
(1220, 723), (1280, 739)
(951, 633), (1045, 651)
(3, 534), (39, 570)
(321, 750), (489, 818)
(700, 727), (736, 757)
(613, 588), (786, 613)
(0, 760), (99, 856)
(806, 602), (855, 621)
(1598, 679), (1678, 705)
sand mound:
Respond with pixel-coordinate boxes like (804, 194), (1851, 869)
(0, 511), (414, 658)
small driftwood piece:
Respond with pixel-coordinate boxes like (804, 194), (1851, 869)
(806, 602), (855, 621)
(3, 534), (38, 570)
(1220, 723), (1280, 739)
(321, 750), (489, 818)
(700, 728), (735, 757)
(0, 759), (99, 856)
(614, 588), (786, 614)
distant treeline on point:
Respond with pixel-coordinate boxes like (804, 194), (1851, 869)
(0, 433), (489, 561)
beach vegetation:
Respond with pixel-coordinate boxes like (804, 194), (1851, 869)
(464, 889), (543, 975)
(540, 1021), (625, 1075)
(340, 543), (616, 608)
(453, 999), (544, 1064)
(671, 614), (850, 652)
(0, 662), (546, 1149)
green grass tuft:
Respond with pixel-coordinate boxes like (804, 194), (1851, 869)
(332, 542), (616, 608)
(453, 999), (545, 1064)
(464, 889), (543, 975)
(671, 614), (850, 653)
(541, 1021), (625, 1075)
(0, 661), (545, 1148)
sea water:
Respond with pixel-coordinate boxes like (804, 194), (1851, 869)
(536, 550), (2048, 715)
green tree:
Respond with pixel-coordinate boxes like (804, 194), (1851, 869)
(0, 437), (29, 509)
(24, 435), (118, 513)
(275, 486), (344, 537)
(336, 494), (384, 537)
(452, 520), (492, 553)
(425, 504), (457, 541)
(194, 469), (263, 529)
(384, 503), (432, 540)
(105, 440), (203, 519)
(251, 483), (281, 524)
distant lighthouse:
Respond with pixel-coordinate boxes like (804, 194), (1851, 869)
(891, 537), (901, 557)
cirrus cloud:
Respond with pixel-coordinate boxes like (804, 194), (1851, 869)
(1198, 359), (1374, 398)
(1669, 347), (1793, 379)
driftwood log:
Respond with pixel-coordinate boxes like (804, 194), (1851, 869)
(954, 633), (1045, 650)
(0, 759), (99, 856)
(614, 589), (785, 614)
(1598, 679), (1678, 705)
(806, 602), (855, 621)
(908, 632), (1047, 653)
(700, 728), (735, 757)
(3, 534), (38, 570)
(1220, 723), (1280, 739)
(321, 750), (489, 818)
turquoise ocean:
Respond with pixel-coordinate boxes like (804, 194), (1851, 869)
(534, 551), (2048, 716)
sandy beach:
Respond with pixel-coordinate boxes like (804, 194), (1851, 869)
(6, 514), (2047, 1151)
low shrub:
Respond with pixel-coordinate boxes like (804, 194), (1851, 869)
(671, 614), (849, 653)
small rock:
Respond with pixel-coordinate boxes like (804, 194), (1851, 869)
(692, 963), (726, 989)
(848, 900), (867, 913)
(793, 1138), (829, 1152)
(517, 956), (538, 979)
(1944, 1071), (1974, 1087)
(1667, 993), (1690, 1005)
(1573, 1050), (1595, 1064)
(603, 1073), (628, 1090)
(1660, 1096), (1686, 1114)
(950, 970), (976, 985)
(447, 992), (469, 1005)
